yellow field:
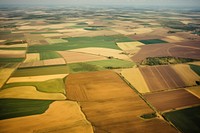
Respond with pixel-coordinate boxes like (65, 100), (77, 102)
(171, 64), (200, 86)
(70, 47), (131, 61)
(0, 101), (93, 133)
(7, 74), (67, 83)
(0, 43), (27, 48)
(0, 86), (66, 100)
(0, 64), (19, 88)
(186, 86), (200, 98)
(189, 61), (200, 66)
(121, 68), (150, 93)
(163, 36), (184, 42)
(0, 50), (26, 58)
(117, 41), (144, 51)
(0, 40), (6, 42)
(23, 53), (40, 63)
(42, 33), (64, 37)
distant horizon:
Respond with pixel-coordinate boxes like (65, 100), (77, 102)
(0, 0), (200, 9)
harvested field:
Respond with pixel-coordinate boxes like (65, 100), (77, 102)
(163, 106), (200, 133)
(117, 41), (145, 51)
(4, 79), (66, 94)
(12, 65), (68, 77)
(42, 33), (64, 37)
(144, 89), (200, 112)
(171, 64), (200, 86)
(23, 53), (40, 63)
(117, 41), (144, 55)
(163, 36), (184, 43)
(58, 51), (107, 63)
(45, 38), (68, 44)
(0, 101), (93, 133)
(69, 47), (131, 61)
(0, 63), (19, 88)
(131, 43), (200, 62)
(0, 43), (27, 48)
(186, 86), (200, 98)
(0, 50), (26, 58)
(0, 99), (53, 120)
(0, 86), (66, 100)
(25, 34), (46, 46)
(66, 71), (178, 133)
(139, 65), (186, 92)
(113, 27), (153, 35)
(19, 58), (66, 68)
(189, 61), (200, 66)
(7, 74), (67, 83)
(121, 68), (150, 93)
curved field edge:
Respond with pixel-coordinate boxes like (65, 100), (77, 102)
(0, 86), (66, 100)
(12, 65), (69, 77)
(0, 101), (94, 133)
(68, 59), (135, 73)
(2, 78), (66, 94)
(28, 35), (133, 52)
(0, 99), (53, 120)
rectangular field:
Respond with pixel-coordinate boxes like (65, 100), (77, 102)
(139, 65), (186, 92)
(12, 65), (68, 77)
(65, 71), (178, 133)
(139, 39), (167, 44)
(144, 89), (200, 112)
(163, 106), (200, 133)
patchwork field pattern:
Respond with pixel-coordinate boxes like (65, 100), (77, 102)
(0, 101), (93, 133)
(121, 68), (150, 93)
(58, 51), (107, 63)
(0, 86), (66, 100)
(65, 71), (177, 133)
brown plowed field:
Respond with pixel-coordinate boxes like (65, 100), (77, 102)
(131, 42), (200, 62)
(65, 71), (178, 133)
(57, 51), (107, 63)
(144, 89), (200, 112)
(139, 65), (186, 92)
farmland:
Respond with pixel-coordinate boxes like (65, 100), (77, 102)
(0, 5), (200, 133)
(65, 71), (177, 132)
(139, 65), (186, 92)
(163, 106), (200, 133)
(144, 89), (200, 112)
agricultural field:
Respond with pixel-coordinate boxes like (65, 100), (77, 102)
(65, 71), (177, 132)
(139, 65), (186, 92)
(163, 106), (200, 133)
(144, 89), (200, 112)
(1, 5), (200, 133)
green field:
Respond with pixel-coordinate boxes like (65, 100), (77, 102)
(12, 65), (68, 77)
(190, 64), (200, 76)
(3, 79), (66, 94)
(139, 39), (167, 44)
(0, 58), (24, 62)
(68, 63), (103, 73)
(0, 99), (53, 120)
(163, 106), (200, 133)
(40, 51), (62, 60)
(28, 35), (133, 52)
(68, 59), (135, 73)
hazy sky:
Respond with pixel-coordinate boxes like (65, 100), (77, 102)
(0, 0), (200, 8)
